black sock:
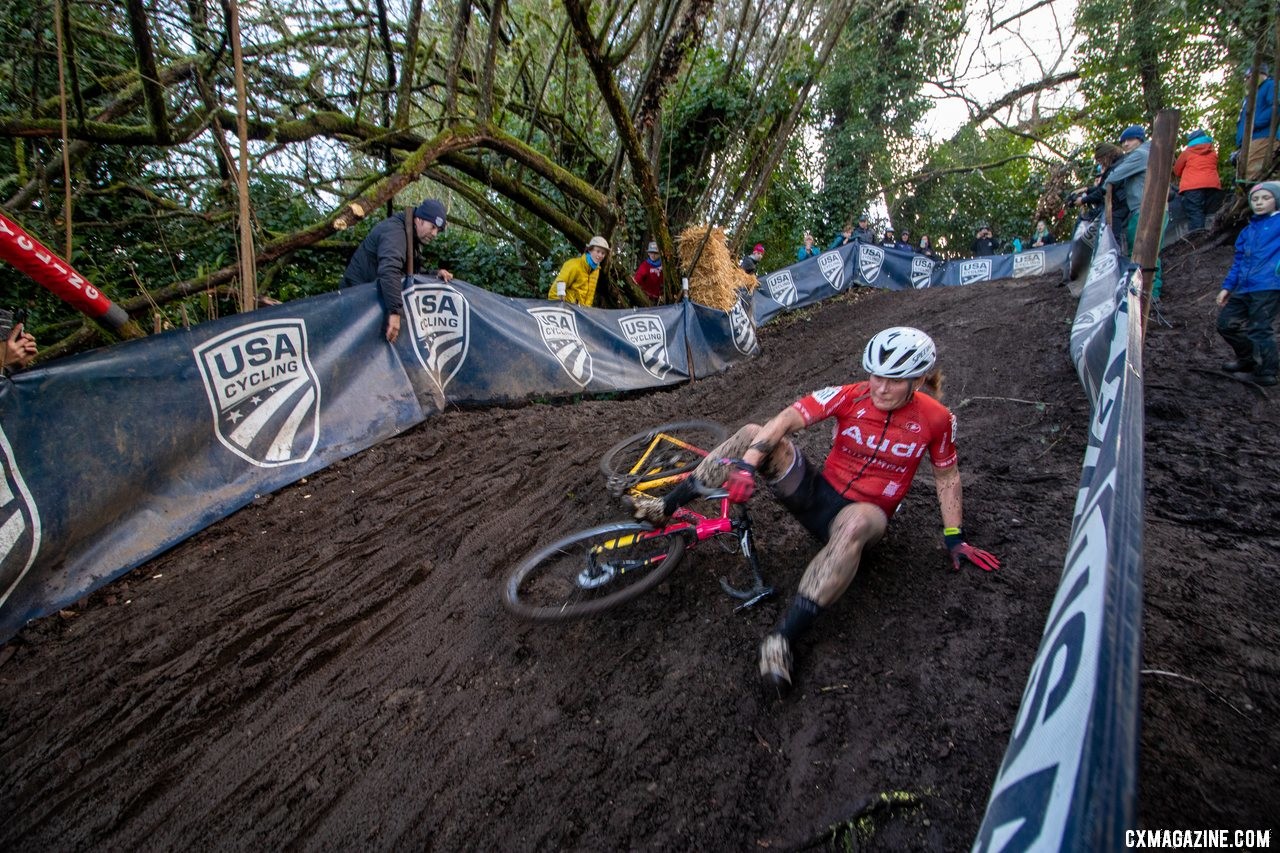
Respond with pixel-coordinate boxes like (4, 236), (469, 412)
(661, 477), (701, 515)
(776, 595), (822, 642)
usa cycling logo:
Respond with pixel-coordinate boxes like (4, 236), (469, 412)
(729, 296), (757, 355)
(618, 314), (672, 380)
(766, 269), (797, 307)
(1086, 250), (1120, 289)
(818, 251), (846, 291)
(1013, 251), (1046, 278)
(911, 256), (934, 289)
(0, 426), (42, 611)
(528, 306), (593, 387)
(195, 318), (321, 467)
(857, 245), (884, 284)
(405, 282), (470, 397)
(959, 259), (992, 285)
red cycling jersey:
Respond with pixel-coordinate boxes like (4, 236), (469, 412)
(790, 382), (958, 514)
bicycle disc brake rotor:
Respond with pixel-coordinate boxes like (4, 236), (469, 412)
(576, 559), (617, 589)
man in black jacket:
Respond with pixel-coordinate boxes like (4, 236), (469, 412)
(971, 225), (998, 256)
(341, 199), (453, 343)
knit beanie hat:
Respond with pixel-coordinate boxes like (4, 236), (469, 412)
(1119, 125), (1146, 143)
(1250, 182), (1280, 205)
(414, 199), (447, 230)
(1186, 129), (1212, 145)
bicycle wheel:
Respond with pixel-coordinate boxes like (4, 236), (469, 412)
(503, 522), (688, 621)
(599, 420), (729, 496)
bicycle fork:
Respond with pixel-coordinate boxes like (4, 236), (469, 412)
(720, 514), (773, 610)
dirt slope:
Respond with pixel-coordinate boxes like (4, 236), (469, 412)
(1, 240), (1276, 850)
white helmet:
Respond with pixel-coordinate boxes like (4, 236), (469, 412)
(862, 327), (937, 379)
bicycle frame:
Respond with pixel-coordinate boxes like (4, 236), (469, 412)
(595, 490), (772, 608)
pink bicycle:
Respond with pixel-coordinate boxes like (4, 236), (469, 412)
(502, 421), (773, 621)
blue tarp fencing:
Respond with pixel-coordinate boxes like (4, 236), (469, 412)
(974, 222), (1144, 851)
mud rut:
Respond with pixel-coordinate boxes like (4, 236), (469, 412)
(1, 241), (1276, 850)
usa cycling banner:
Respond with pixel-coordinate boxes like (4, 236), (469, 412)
(0, 279), (752, 641)
(0, 287), (426, 641)
(753, 241), (1074, 325)
(395, 279), (695, 406)
(974, 223), (1143, 851)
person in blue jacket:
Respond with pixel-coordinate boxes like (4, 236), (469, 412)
(797, 232), (821, 261)
(1234, 65), (1278, 181)
(1216, 181), (1280, 387)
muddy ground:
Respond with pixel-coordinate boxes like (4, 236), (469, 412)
(1, 239), (1276, 850)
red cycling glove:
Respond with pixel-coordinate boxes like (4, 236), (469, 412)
(944, 528), (1000, 572)
(724, 459), (756, 503)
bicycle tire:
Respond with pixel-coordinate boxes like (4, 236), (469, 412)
(599, 420), (729, 494)
(503, 522), (687, 621)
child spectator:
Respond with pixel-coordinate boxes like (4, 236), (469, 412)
(634, 241), (664, 302)
(1215, 181), (1280, 387)
(1172, 128), (1221, 232)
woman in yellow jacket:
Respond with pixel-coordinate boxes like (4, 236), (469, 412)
(548, 236), (610, 305)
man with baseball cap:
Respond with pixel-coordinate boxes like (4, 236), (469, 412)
(1106, 124), (1165, 296)
(341, 198), (453, 343)
(549, 235), (610, 305)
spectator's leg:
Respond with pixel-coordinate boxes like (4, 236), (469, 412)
(1245, 138), (1278, 182)
(1181, 190), (1205, 231)
(1217, 294), (1258, 370)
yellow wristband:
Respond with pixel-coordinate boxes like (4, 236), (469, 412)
(943, 527), (961, 537)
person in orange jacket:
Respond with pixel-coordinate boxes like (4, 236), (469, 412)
(1172, 128), (1222, 232)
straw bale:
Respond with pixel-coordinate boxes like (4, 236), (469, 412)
(676, 224), (758, 310)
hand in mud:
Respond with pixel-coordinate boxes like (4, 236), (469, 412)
(949, 542), (1000, 572)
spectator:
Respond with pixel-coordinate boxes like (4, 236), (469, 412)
(916, 235), (940, 260)
(851, 215), (875, 244)
(880, 229), (897, 248)
(1072, 143), (1129, 238)
(1173, 128), (1222, 232)
(741, 243), (765, 275)
(1215, 181), (1280, 387)
(1031, 220), (1054, 247)
(1106, 124), (1165, 296)
(797, 232), (821, 261)
(971, 225), (997, 256)
(549, 236), (610, 305)
(1234, 65), (1278, 182)
(828, 225), (855, 250)
(340, 198), (453, 343)
(896, 229), (915, 252)
(633, 241), (664, 302)
(0, 309), (37, 375)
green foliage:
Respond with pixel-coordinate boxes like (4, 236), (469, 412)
(815, 0), (965, 238)
(895, 127), (1046, 254)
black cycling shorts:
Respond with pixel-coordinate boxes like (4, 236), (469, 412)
(769, 451), (853, 545)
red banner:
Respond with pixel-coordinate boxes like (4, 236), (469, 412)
(0, 212), (129, 330)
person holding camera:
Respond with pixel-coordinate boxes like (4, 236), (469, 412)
(971, 226), (997, 256)
(1, 309), (37, 375)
